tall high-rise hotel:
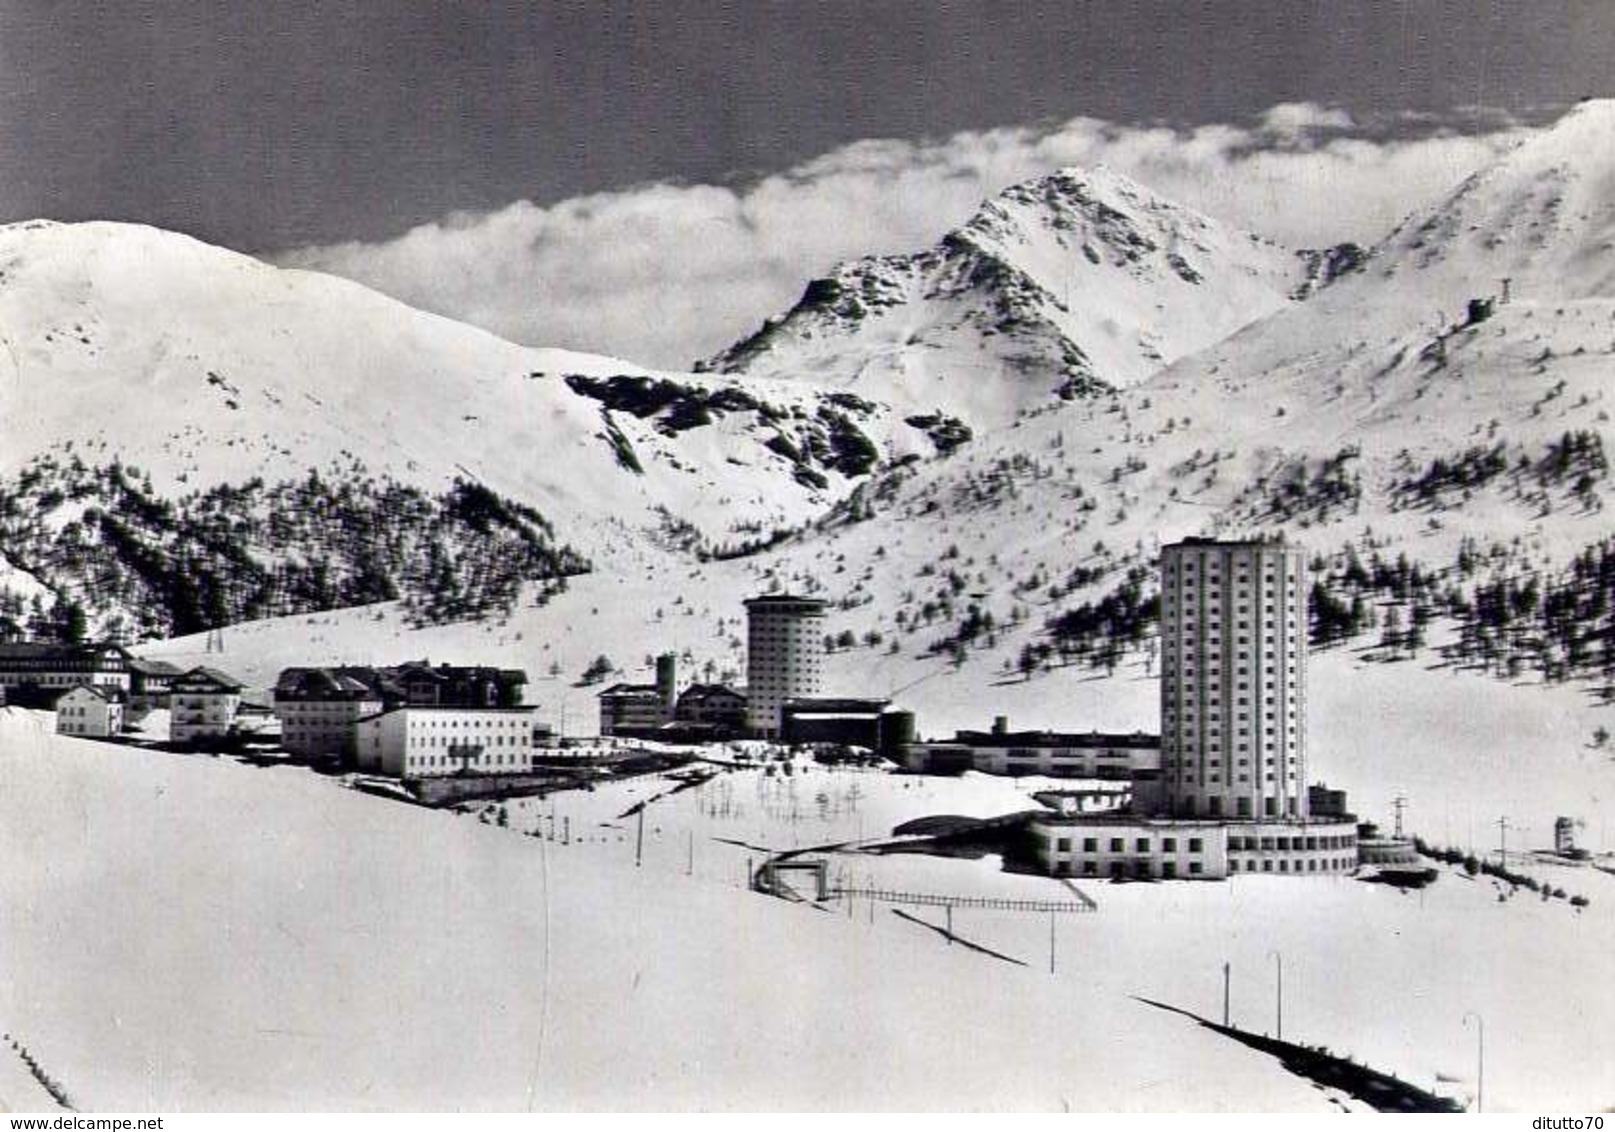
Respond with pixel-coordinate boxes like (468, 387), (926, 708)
(744, 594), (827, 738)
(1159, 537), (1309, 821)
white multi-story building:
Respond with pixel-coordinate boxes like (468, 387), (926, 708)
(1159, 537), (1309, 821)
(55, 683), (125, 738)
(170, 667), (244, 745)
(354, 705), (538, 778)
(744, 594), (827, 738)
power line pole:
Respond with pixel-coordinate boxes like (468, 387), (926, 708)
(1268, 949), (1283, 1042)
(1048, 910), (1056, 974)
(1464, 1011), (1484, 1113)
(635, 806), (644, 868)
(1496, 815), (1510, 869)
(1223, 961), (1231, 1027)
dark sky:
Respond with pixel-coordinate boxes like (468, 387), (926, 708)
(0, 0), (1608, 252)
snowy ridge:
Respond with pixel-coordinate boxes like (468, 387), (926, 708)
(0, 219), (936, 572)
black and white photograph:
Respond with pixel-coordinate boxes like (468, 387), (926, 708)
(1, 0), (1612, 1116)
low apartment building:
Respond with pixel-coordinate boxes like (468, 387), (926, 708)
(55, 683), (126, 738)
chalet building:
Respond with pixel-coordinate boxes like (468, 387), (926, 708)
(673, 683), (747, 733)
(902, 718), (1161, 779)
(170, 666), (245, 745)
(597, 653), (679, 737)
(272, 660), (530, 764)
(126, 658), (184, 710)
(0, 642), (130, 705)
(55, 683), (126, 738)
(353, 704), (538, 778)
(598, 683), (668, 735)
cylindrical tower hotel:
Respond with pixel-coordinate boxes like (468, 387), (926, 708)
(1159, 538), (1308, 821)
(744, 594), (827, 738)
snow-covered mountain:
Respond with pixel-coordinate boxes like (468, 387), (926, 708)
(10, 101), (1615, 716)
(701, 166), (1304, 427)
(172, 97), (1615, 739)
(0, 220), (934, 542)
(0, 220), (945, 636)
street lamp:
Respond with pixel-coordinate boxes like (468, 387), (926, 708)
(1463, 1011), (1484, 1113)
(1268, 949), (1284, 1042)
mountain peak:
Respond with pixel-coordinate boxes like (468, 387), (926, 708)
(703, 166), (1300, 426)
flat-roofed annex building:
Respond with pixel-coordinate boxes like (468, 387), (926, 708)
(744, 594), (827, 738)
(903, 720), (1160, 779)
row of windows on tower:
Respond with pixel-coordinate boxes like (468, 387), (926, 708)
(1163, 704), (1300, 718)
(1166, 753), (1295, 767)
(1162, 638), (1298, 653)
(1164, 606), (1301, 621)
(1176, 795), (1299, 818)
(1164, 558), (1297, 575)
(1164, 719), (1299, 731)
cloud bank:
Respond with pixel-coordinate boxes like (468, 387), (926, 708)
(274, 104), (1533, 369)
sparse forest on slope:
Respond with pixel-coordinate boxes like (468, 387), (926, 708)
(0, 453), (587, 641)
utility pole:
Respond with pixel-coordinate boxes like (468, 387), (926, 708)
(635, 806), (644, 867)
(686, 829), (694, 876)
(1496, 816), (1510, 869)
(1463, 1011), (1485, 1113)
(1268, 949), (1284, 1042)
(946, 903), (953, 944)
(1223, 961), (1231, 1027)
(1049, 910), (1057, 975)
